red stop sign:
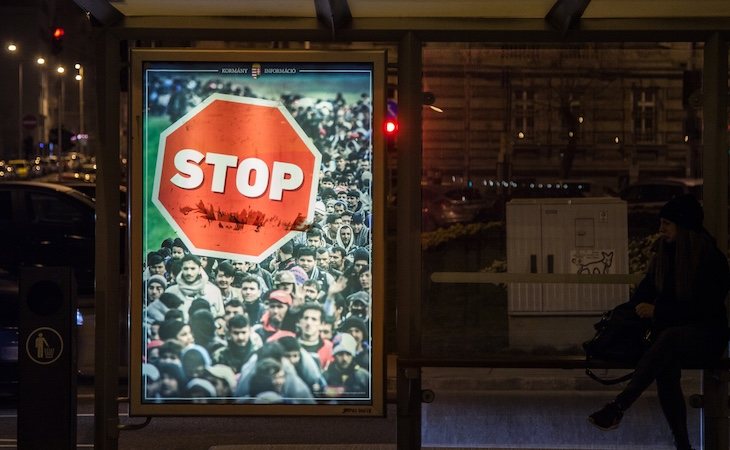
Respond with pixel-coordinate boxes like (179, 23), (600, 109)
(153, 94), (321, 262)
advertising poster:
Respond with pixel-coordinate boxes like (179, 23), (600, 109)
(130, 50), (384, 416)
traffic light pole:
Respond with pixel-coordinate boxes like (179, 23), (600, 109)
(58, 74), (64, 154)
(56, 74), (64, 180)
(78, 66), (84, 153)
(17, 62), (23, 159)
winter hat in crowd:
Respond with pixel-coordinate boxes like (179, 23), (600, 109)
(147, 252), (164, 266)
(147, 275), (167, 290)
(351, 212), (364, 225)
(205, 364), (237, 391)
(346, 291), (371, 307)
(172, 237), (188, 252)
(159, 292), (183, 309)
(268, 290), (293, 306)
(332, 332), (358, 356)
(288, 266), (309, 285)
(274, 270), (296, 285)
(659, 194), (704, 231)
(188, 298), (212, 317)
(186, 378), (216, 397)
(181, 344), (213, 369)
(158, 319), (186, 341)
(314, 201), (327, 216)
(352, 247), (370, 264)
(339, 316), (368, 339)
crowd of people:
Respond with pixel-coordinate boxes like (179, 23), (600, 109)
(142, 72), (375, 404)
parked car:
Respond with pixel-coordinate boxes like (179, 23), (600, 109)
(422, 185), (497, 230)
(51, 181), (128, 213)
(0, 181), (127, 393)
(619, 177), (703, 235)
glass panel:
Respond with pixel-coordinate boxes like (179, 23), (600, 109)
(421, 42), (709, 449)
(27, 191), (88, 227)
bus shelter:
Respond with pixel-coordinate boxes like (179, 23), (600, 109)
(75, 1), (729, 448)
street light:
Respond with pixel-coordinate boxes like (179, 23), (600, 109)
(34, 57), (47, 154)
(56, 66), (66, 162)
(6, 43), (23, 159)
(75, 64), (84, 152)
(4, 43), (49, 160)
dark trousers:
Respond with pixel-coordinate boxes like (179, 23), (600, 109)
(615, 325), (727, 449)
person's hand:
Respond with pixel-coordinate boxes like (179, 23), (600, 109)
(635, 302), (655, 319)
(328, 275), (347, 296)
(292, 283), (305, 306)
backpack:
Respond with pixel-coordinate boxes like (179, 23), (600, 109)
(582, 302), (652, 385)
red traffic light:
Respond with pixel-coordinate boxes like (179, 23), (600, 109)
(384, 119), (398, 136)
(52, 27), (65, 40)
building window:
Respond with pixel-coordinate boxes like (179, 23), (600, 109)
(633, 89), (656, 142)
(512, 89), (535, 140)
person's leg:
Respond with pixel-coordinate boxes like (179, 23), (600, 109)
(613, 327), (684, 411)
(656, 363), (691, 449)
(589, 325), (717, 432)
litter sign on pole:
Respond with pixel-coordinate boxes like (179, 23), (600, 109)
(25, 327), (63, 365)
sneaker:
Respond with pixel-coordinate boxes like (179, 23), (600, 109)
(588, 402), (623, 431)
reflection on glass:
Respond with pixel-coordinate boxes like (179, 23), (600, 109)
(421, 42), (704, 358)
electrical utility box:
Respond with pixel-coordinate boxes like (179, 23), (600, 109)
(506, 197), (629, 349)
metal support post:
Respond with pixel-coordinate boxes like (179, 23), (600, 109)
(396, 31), (423, 450)
(94, 29), (122, 450)
(702, 33), (728, 450)
(397, 364), (423, 450)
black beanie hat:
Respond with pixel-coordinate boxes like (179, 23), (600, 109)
(659, 194), (703, 231)
(158, 319), (186, 341)
(352, 247), (370, 263)
(147, 251), (164, 266)
(339, 316), (368, 339)
(159, 292), (183, 308)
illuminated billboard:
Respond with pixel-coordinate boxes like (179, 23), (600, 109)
(130, 50), (385, 416)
